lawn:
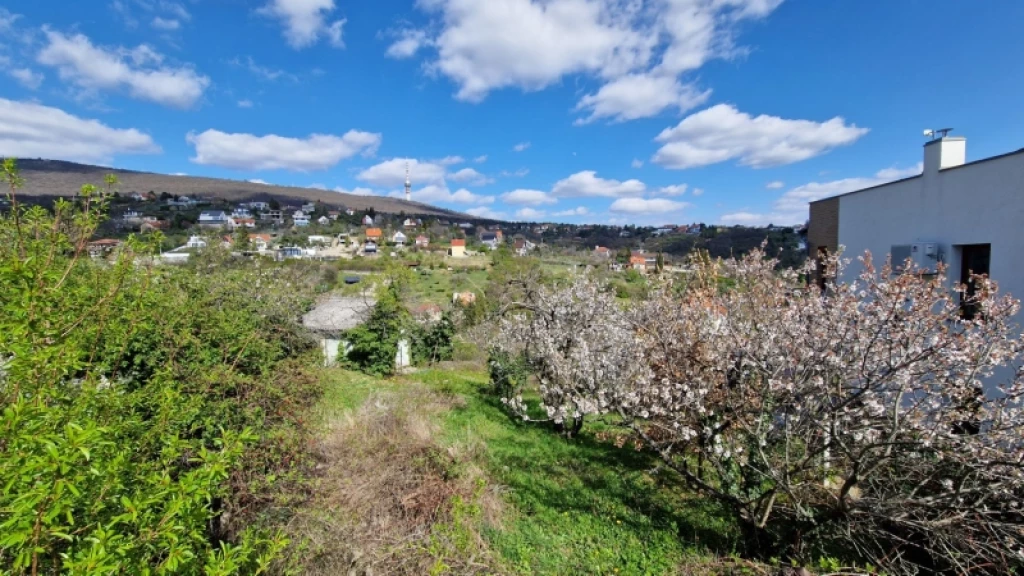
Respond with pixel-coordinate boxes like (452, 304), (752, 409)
(318, 367), (741, 575)
(407, 267), (491, 305)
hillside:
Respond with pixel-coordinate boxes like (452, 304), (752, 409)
(10, 159), (466, 218)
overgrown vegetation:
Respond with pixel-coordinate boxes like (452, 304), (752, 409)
(0, 161), (322, 574)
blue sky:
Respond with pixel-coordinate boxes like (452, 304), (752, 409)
(1, 0), (1023, 225)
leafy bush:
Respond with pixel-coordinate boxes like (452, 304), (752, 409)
(486, 348), (530, 400)
(413, 313), (456, 365)
(0, 161), (320, 574)
(341, 284), (409, 376)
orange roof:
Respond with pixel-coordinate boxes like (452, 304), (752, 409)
(365, 228), (383, 238)
(250, 234), (272, 242)
(629, 255), (646, 265)
(451, 238), (466, 247)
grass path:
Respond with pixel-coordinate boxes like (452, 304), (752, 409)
(311, 366), (741, 575)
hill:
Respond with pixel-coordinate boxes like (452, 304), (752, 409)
(10, 158), (466, 218)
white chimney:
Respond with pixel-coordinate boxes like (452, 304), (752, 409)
(924, 136), (966, 173)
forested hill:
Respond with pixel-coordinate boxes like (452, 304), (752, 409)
(8, 158), (465, 218)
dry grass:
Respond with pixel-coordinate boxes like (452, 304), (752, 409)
(283, 383), (504, 575)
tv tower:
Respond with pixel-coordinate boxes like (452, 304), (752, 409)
(405, 162), (411, 202)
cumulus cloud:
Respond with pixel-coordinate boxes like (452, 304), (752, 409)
(515, 207), (546, 221)
(719, 164), (922, 226)
(9, 68), (43, 89)
(654, 184), (688, 197)
(357, 158), (447, 187)
(513, 141), (530, 152)
(653, 104), (868, 170)
(501, 189), (556, 205)
(499, 168), (529, 178)
(258, 0), (346, 49)
(552, 170), (645, 198)
(228, 56), (297, 82)
(37, 30), (209, 108)
(187, 129), (382, 171)
(631, 158), (643, 168)
(474, 155), (487, 163)
(334, 185), (376, 196)
(575, 73), (710, 124)
(0, 98), (159, 163)
(237, 99), (254, 108)
(403, 0), (780, 122)
(692, 188), (704, 196)
(610, 197), (690, 214)
(390, 185), (494, 205)
(386, 28), (429, 59)
(448, 167), (494, 186)
(466, 206), (506, 219)
(765, 180), (784, 189)
(552, 206), (589, 217)
(435, 155), (465, 166)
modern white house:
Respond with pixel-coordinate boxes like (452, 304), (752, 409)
(392, 231), (407, 246)
(185, 235), (208, 249)
(808, 134), (1024, 392)
(198, 211), (229, 228)
(293, 210), (310, 227)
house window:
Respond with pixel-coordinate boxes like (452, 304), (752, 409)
(958, 244), (991, 321)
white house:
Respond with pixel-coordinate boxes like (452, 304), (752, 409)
(293, 210), (310, 227)
(122, 209), (142, 221)
(808, 133), (1024, 393)
(198, 211), (229, 227)
(186, 235), (207, 249)
(363, 215), (374, 226)
(232, 208), (252, 218)
(346, 208), (356, 216)
(317, 215), (330, 226)
(392, 231), (407, 246)
(130, 192), (146, 202)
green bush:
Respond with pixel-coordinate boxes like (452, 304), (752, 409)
(486, 348), (530, 399)
(0, 161), (320, 574)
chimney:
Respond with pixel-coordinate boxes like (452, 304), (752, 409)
(924, 135), (966, 173)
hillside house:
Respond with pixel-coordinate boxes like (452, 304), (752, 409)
(87, 239), (123, 258)
(130, 192), (146, 201)
(415, 235), (429, 248)
(346, 208), (356, 216)
(594, 246), (611, 258)
(392, 231), (407, 246)
(513, 237), (535, 257)
(186, 235), (208, 249)
(318, 215), (330, 226)
(293, 211), (310, 227)
(363, 240), (378, 255)
(479, 231), (499, 250)
(365, 228), (383, 241)
(403, 218), (419, 229)
(363, 215), (374, 226)
(260, 210), (283, 224)
(232, 208), (252, 218)
(301, 203), (316, 213)
(630, 252), (659, 272)
(198, 211), (229, 228)
(121, 209), (142, 222)
(140, 219), (169, 233)
(230, 217), (256, 229)
(449, 238), (466, 258)
(328, 210), (340, 220)
(307, 235), (332, 245)
(242, 201), (270, 211)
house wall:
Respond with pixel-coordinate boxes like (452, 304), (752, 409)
(807, 196), (840, 257)
(836, 151), (1024, 393)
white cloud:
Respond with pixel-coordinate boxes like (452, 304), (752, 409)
(248, 179), (270, 185)
(335, 185), (376, 196)
(466, 206), (506, 219)
(237, 99), (254, 108)
(654, 184), (687, 197)
(653, 104), (869, 169)
(258, 0), (346, 49)
(151, 17), (180, 30)
(37, 30), (209, 109)
(448, 167), (494, 185)
(0, 98), (160, 163)
(552, 206), (589, 217)
(513, 141), (530, 152)
(575, 73), (710, 124)
(515, 207), (546, 221)
(386, 28), (429, 59)
(435, 155), (465, 166)
(631, 158), (643, 168)
(499, 168), (529, 178)
(719, 164), (922, 226)
(610, 197), (690, 215)
(501, 189), (556, 206)
(405, 0), (780, 122)
(187, 129), (382, 171)
(9, 68), (43, 89)
(692, 188), (704, 197)
(229, 56), (297, 82)
(765, 180), (784, 189)
(0, 8), (21, 32)
(552, 170), (645, 198)
(357, 158), (446, 187)
(474, 155), (487, 163)
(392, 185), (494, 205)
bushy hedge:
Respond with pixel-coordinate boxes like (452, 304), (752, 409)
(0, 162), (321, 574)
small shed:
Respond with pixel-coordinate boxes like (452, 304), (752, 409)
(302, 296), (375, 366)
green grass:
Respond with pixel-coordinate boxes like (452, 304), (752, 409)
(407, 268), (491, 305)
(408, 368), (741, 575)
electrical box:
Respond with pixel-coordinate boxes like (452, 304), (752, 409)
(891, 242), (939, 274)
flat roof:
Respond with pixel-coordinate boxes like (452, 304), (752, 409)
(809, 146), (1024, 205)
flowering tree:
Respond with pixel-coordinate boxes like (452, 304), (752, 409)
(497, 249), (1024, 574)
